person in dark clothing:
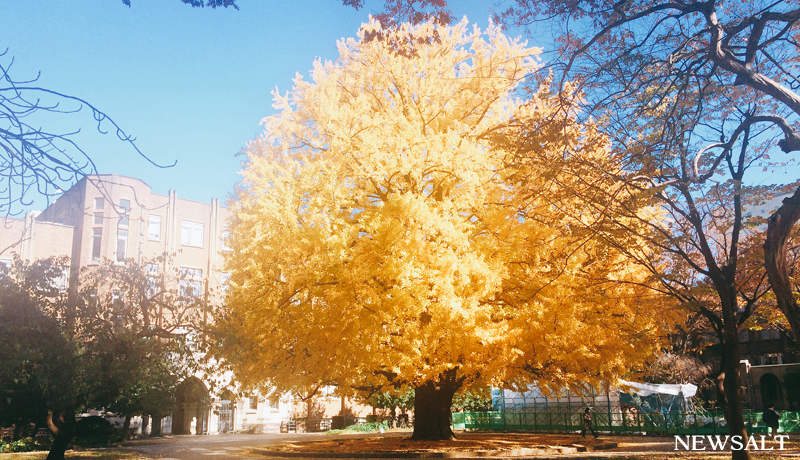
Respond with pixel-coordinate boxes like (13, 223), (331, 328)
(763, 403), (782, 438)
(581, 407), (598, 438)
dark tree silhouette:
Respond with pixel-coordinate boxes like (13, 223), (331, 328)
(0, 50), (174, 216)
(342, 0), (451, 27)
(0, 256), (199, 460)
(2, 0), (240, 216)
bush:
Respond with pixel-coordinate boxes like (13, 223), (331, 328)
(0, 436), (52, 453)
(72, 416), (118, 447)
(325, 421), (389, 435)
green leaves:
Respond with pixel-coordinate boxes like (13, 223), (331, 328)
(0, 256), (195, 432)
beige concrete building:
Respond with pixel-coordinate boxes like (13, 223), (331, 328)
(1, 174), (230, 292)
(0, 174), (292, 435)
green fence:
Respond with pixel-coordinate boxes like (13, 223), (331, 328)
(452, 410), (800, 435)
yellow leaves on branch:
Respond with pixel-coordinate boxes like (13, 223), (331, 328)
(222, 18), (674, 397)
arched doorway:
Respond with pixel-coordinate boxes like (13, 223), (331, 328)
(173, 377), (210, 435)
(760, 373), (783, 409)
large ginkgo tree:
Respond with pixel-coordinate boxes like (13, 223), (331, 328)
(219, 18), (674, 440)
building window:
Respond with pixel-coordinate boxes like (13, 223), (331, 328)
(759, 329), (781, 340)
(119, 199), (131, 227)
(738, 330), (750, 343)
(116, 229), (128, 262)
(220, 272), (231, 295)
(148, 215), (162, 240)
(221, 228), (232, 251)
(145, 263), (159, 297)
(92, 228), (102, 261)
(179, 267), (203, 298)
(249, 396), (258, 411)
(51, 266), (70, 292)
(181, 221), (204, 247)
(769, 329), (781, 340)
(95, 197), (104, 210)
(112, 289), (124, 304)
(145, 263), (160, 276)
(93, 212), (103, 225)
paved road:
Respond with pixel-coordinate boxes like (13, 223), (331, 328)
(118, 432), (800, 459)
(122, 432), (319, 459)
(121, 431), (409, 459)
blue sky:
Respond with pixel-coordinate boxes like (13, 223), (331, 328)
(2, 0), (509, 210)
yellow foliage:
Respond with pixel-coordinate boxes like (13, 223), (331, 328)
(220, 18), (674, 397)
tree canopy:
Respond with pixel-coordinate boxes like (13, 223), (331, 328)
(0, 259), (75, 438)
(219, 18), (674, 440)
(0, 257), (196, 460)
(484, 2), (800, 458)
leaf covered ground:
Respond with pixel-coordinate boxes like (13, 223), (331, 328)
(262, 432), (800, 456)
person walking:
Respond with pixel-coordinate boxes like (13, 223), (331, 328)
(581, 407), (598, 439)
(763, 403), (782, 438)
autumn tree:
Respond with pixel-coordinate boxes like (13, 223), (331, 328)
(449, 2), (800, 457)
(495, 4), (800, 340)
(219, 19), (672, 441)
(510, 102), (787, 450)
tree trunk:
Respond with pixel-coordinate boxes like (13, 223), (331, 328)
(411, 370), (460, 441)
(122, 414), (132, 440)
(765, 186), (800, 339)
(45, 411), (74, 460)
(13, 424), (23, 441)
(715, 282), (751, 460)
(151, 416), (162, 436)
(721, 343), (750, 460)
(715, 372), (726, 411)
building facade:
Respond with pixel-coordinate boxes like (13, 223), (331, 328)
(0, 174), (291, 435)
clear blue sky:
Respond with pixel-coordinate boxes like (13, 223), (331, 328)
(1, 0), (509, 210)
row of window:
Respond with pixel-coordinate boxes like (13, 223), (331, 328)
(246, 396), (279, 411)
(94, 197), (130, 227)
(2, 260), (224, 300)
(0, 260), (69, 291)
(133, 264), (229, 299)
(92, 197), (231, 261)
(738, 329), (782, 342)
(761, 353), (783, 365)
(91, 228), (131, 262)
(147, 213), (229, 250)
